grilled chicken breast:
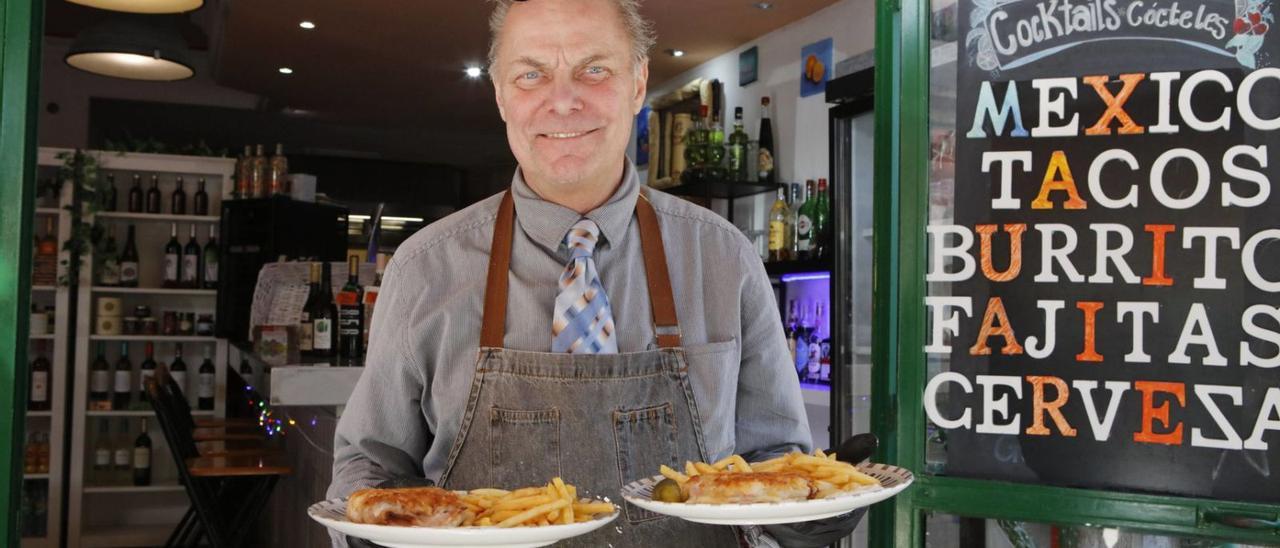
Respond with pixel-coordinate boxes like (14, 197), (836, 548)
(346, 486), (474, 527)
(685, 472), (814, 504)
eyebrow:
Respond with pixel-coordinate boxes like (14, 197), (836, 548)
(509, 53), (615, 72)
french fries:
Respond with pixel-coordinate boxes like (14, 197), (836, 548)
(661, 448), (881, 501)
(455, 478), (615, 527)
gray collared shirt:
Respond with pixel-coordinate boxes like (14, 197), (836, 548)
(328, 159), (811, 499)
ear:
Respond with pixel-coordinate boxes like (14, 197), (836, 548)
(493, 75), (507, 122)
(630, 59), (649, 115)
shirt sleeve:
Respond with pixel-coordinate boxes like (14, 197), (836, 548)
(328, 257), (433, 501)
(733, 245), (813, 462)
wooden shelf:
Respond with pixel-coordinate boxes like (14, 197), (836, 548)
(83, 484), (185, 494)
(87, 410), (213, 417)
(96, 211), (220, 223)
(89, 335), (217, 342)
(91, 286), (216, 296)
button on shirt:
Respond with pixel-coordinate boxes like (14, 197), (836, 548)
(328, 159), (811, 498)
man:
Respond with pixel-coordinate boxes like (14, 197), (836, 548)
(329, 0), (863, 545)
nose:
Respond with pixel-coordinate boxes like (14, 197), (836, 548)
(547, 74), (584, 116)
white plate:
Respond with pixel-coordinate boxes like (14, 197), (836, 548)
(308, 498), (620, 548)
(620, 463), (913, 525)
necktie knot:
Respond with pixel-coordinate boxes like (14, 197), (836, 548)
(563, 219), (601, 259)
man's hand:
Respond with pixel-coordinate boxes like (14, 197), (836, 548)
(763, 508), (868, 548)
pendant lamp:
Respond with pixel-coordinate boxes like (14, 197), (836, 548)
(65, 14), (195, 81)
(67, 0), (203, 15)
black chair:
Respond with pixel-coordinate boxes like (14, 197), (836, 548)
(147, 372), (291, 547)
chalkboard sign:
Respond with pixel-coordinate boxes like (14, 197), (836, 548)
(924, 0), (1280, 503)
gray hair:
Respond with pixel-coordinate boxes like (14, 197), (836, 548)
(487, 0), (656, 75)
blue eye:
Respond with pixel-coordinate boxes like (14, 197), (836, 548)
(586, 66), (604, 74)
(522, 71), (541, 80)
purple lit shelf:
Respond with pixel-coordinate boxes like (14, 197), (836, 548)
(766, 259), (832, 279)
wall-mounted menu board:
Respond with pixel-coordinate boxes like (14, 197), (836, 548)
(924, 0), (1280, 502)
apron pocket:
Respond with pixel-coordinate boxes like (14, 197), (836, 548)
(488, 407), (561, 487)
(613, 402), (678, 523)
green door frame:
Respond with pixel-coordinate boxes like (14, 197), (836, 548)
(870, 0), (1280, 545)
(0, 0), (43, 545)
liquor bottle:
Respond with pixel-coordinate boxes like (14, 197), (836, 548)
(269, 143), (289, 195)
(133, 419), (152, 486)
(767, 187), (792, 263)
(90, 342), (111, 409)
(250, 144), (267, 197)
(298, 263), (321, 354)
(193, 178), (209, 216)
(203, 225), (220, 289)
(98, 226), (121, 286)
(170, 343), (188, 396)
(338, 256), (365, 362)
(197, 347), (215, 410)
(707, 109), (726, 175)
(32, 217), (58, 286)
(758, 96), (776, 184)
(235, 145), (252, 199)
(363, 254), (387, 348)
(788, 183), (804, 260)
(727, 107), (750, 181)
(807, 302), (824, 381)
(182, 224), (201, 288)
(171, 176), (187, 215)
(796, 180), (817, 259)
(127, 174), (144, 213)
(683, 105), (710, 174)
(163, 223), (181, 288)
(145, 175), (162, 214)
(794, 305), (809, 377)
(28, 342), (50, 411)
(113, 342), (132, 410)
(103, 174), (118, 212)
(309, 262), (338, 358)
(93, 420), (112, 485)
(119, 224), (140, 287)
(785, 300), (798, 366)
(112, 418), (130, 484)
(139, 342), (156, 403)
(813, 178), (831, 260)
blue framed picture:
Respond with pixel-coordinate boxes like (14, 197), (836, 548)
(635, 105), (650, 167)
(739, 46), (758, 87)
(800, 38), (832, 97)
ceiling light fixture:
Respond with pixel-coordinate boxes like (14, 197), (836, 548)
(278, 67), (294, 74)
(754, 2), (774, 9)
(68, 0), (202, 14)
(465, 66), (483, 78)
(299, 21), (317, 29)
(667, 49), (685, 57)
(65, 15), (195, 81)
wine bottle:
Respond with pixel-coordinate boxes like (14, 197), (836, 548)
(758, 96), (776, 184)
(90, 342), (111, 409)
(171, 176), (187, 215)
(93, 420), (112, 485)
(145, 175), (162, 214)
(728, 106), (750, 181)
(132, 419), (152, 486)
(120, 225), (140, 288)
(112, 418), (130, 484)
(163, 223), (181, 288)
(127, 174), (143, 213)
(28, 341), (50, 411)
(203, 225), (219, 290)
(197, 347), (215, 411)
(170, 343), (188, 396)
(104, 174), (118, 212)
(113, 342), (132, 410)
(139, 342), (156, 403)
(309, 262), (338, 358)
(182, 224), (201, 288)
(298, 263), (320, 354)
(338, 256), (364, 362)
(32, 217), (58, 286)
(98, 226), (121, 287)
(363, 254), (387, 348)
(813, 178), (831, 260)
(193, 178), (209, 216)
(796, 180), (817, 259)
(789, 183), (804, 259)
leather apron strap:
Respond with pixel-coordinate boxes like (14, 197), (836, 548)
(479, 188), (682, 349)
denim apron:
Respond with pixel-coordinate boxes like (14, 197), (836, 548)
(437, 190), (740, 547)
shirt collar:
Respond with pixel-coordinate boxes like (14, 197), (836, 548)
(510, 158), (640, 253)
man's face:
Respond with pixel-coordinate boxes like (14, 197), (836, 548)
(492, 0), (648, 191)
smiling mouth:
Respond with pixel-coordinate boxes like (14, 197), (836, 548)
(540, 129), (598, 140)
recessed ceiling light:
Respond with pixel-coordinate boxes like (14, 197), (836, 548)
(754, 2), (774, 9)
(278, 67), (294, 74)
(667, 49), (685, 57)
(465, 66), (483, 78)
(299, 21), (316, 29)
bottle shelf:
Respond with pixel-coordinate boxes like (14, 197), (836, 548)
(31, 285), (56, 292)
(89, 335), (218, 342)
(765, 258), (833, 278)
(23, 473), (51, 480)
(82, 484), (185, 494)
(35, 208), (62, 216)
(91, 286), (217, 296)
(87, 410), (214, 417)
(96, 211), (220, 223)
(25, 411), (53, 418)
(664, 179), (777, 200)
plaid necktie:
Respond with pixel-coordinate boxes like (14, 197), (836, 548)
(551, 219), (618, 354)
